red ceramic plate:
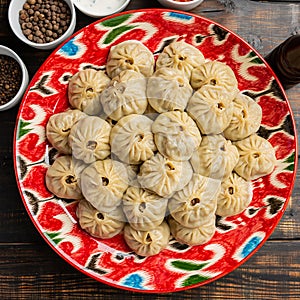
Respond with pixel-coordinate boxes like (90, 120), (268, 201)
(14, 9), (297, 293)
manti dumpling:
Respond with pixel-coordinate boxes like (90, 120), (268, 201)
(186, 85), (234, 135)
(147, 67), (193, 113)
(168, 174), (220, 229)
(168, 215), (216, 246)
(190, 60), (239, 100)
(68, 116), (111, 164)
(155, 40), (205, 80)
(124, 221), (170, 256)
(80, 159), (128, 213)
(216, 172), (253, 217)
(68, 69), (111, 115)
(106, 40), (155, 79)
(190, 134), (239, 180)
(46, 109), (86, 154)
(152, 111), (201, 161)
(137, 152), (193, 198)
(76, 199), (126, 239)
(223, 93), (262, 141)
(233, 134), (276, 181)
(122, 186), (168, 231)
(100, 70), (148, 121)
(110, 114), (156, 165)
(45, 155), (86, 199)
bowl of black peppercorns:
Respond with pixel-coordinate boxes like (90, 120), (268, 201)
(8, 0), (76, 50)
(0, 45), (29, 111)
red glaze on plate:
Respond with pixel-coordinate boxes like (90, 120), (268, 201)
(14, 9), (297, 293)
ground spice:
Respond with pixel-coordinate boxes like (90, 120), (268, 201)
(19, 0), (71, 44)
(0, 55), (22, 106)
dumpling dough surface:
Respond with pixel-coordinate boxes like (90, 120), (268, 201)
(122, 186), (168, 231)
(147, 67), (193, 113)
(233, 134), (276, 181)
(152, 111), (201, 161)
(110, 114), (156, 165)
(68, 69), (110, 115)
(138, 152), (193, 197)
(45, 155), (86, 199)
(106, 40), (154, 78)
(76, 199), (126, 239)
(81, 159), (129, 213)
(156, 40), (205, 79)
(124, 221), (170, 256)
(168, 174), (220, 228)
(216, 172), (252, 217)
(168, 216), (216, 246)
(190, 60), (239, 99)
(100, 70), (148, 121)
(68, 116), (111, 164)
(223, 93), (262, 141)
(46, 109), (86, 154)
(190, 134), (239, 180)
(187, 85), (234, 135)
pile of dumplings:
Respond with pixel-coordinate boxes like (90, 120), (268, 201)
(45, 40), (277, 257)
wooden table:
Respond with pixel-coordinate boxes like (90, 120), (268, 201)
(0, 0), (299, 299)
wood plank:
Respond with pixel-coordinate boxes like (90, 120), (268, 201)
(0, 240), (299, 299)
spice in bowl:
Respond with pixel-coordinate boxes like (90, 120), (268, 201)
(18, 0), (72, 44)
(0, 55), (22, 106)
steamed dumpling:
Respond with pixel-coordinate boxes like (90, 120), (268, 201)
(76, 199), (126, 239)
(168, 174), (220, 228)
(100, 70), (148, 121)
(223, 93), (262, 141)
(110, 114), (156, 165)
(168, 216), (216, 246)
(122, 186), (168, 231)
(216, 172), (253, 217)
(138, 152), (193, 198)
(68, 116), (111, 164)
(46, 109), (86, 154)
(68, 69), (110, 115)
(106, 40), (154, 78)
(45, 155), (86, 199)
(233, 134), (276, 181)
(186, 85), (234, 135)
(147, 67), (193, 113)
(190, 134), (239, 180)
(155, 40), (205, 79)
(190, 60), (239, 99)
(124, 221), (170, 256)
(80, 159), (128, 213)
(152, 111), (201, 161)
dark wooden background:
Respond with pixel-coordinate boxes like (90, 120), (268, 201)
(0, 0), (299, 299)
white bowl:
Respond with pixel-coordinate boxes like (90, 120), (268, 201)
(157, 0), (204, 11)
(8, 0), (76, 50)
(72, 0), (131, 18)
(0, 45), (29, 111)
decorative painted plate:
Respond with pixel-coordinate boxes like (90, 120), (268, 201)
(14, 9), (297, 293)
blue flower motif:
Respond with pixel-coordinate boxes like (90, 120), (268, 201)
(241, 236), (262, 258)
(122, 273), (145, 290)
(60, 38), (79, 57)
(167, 12), (193, 21)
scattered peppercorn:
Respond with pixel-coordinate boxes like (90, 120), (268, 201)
(0, 55), (22, 106)
(19, 0), (71, 44)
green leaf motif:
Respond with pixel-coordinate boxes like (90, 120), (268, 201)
(171, 260), (208, 271)
(183, 274), (210, 287)
(45, 232), (63, 245)
(284, 152), (295, 171)
(18, 119), (32, 139)
(104, 25), (137, 44)
(101, 14), (132, 27)
(247, 51), (263, 64)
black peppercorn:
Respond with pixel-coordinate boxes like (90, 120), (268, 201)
(18, 0), (71, 44)
(0, 55), (22, 106)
